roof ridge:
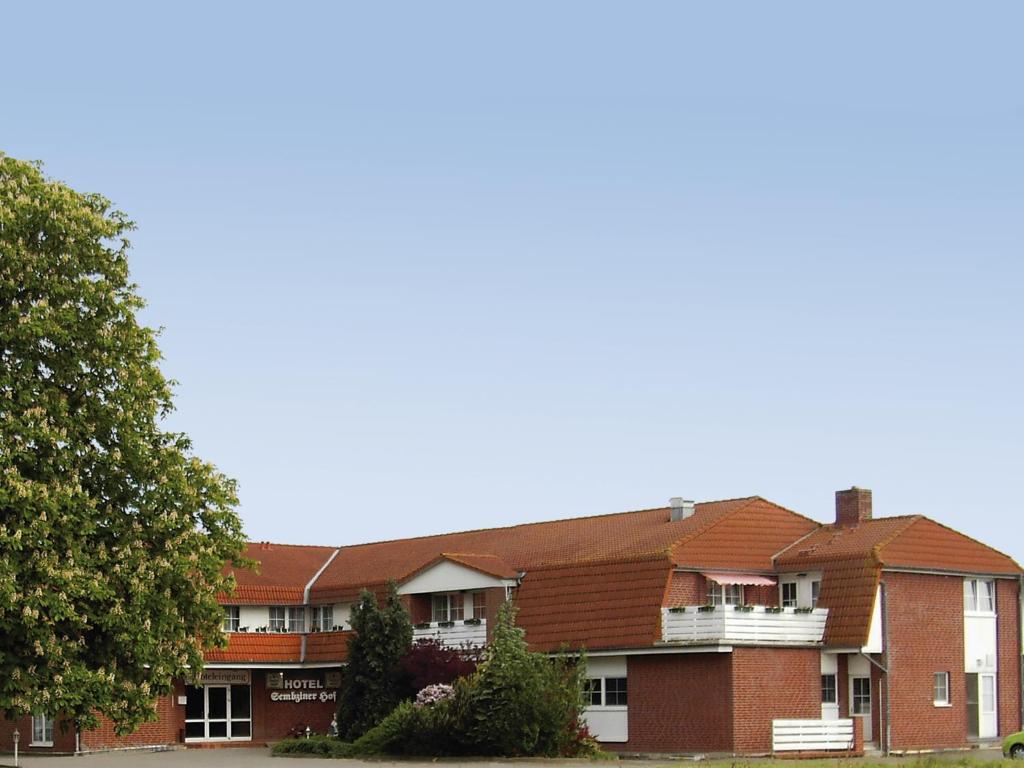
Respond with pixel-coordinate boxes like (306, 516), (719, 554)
(878, 515), (1024, 571)
(332, 498), (760, 552)
(246, 541), (337, 550)
(869, 515), (924, 557)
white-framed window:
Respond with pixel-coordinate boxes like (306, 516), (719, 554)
(851, 677), (871, 715)
(811, 580), (821, 608)
(964, 579), (995, 613)
(222, 606), (240, 632)
(287, 606), (306, 632)
(431, 593), (465, 622)
(781, 582), (798, 608)
(934, 671), (950, 706)
(707, 582), (743, 606)
(31, 713), (54, 746)
(821, 674), (837, 704)
(269, 606), (286, 631)
(585, 677), (628, 707)
(311, 605), (334, 632)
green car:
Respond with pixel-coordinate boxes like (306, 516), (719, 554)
(1005, 731), (1024, 759)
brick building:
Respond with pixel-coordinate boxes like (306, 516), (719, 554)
(3, 487), (1020, 755)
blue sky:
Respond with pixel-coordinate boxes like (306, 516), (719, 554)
(4, 2), (1023, 563)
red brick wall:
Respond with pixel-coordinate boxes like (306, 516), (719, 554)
(80, 685), (184, 751)
(0, 713), (77, 754)
(616, 653), (733, 753)
(997, 578), (1022, 737)
(665, 572), (702, 605)
(730, 646), (821, 754)
(253, 670), (339, 742)
(883, 572), (966, 750)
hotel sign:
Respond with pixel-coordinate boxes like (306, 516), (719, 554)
(268, 672), (340, 704)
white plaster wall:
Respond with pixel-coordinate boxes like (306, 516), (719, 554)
(964, 614), (997, 672)
(583, 656), (628, 743)
(398, 560), (509, 594)
(862, 586), (883, 653)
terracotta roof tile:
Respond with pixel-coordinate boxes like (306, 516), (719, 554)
(811, 555), (881, 647)
(672, 498), (818, 570)
(225, 543), (337, 605)
(514, 556), (672, 652)
(205, 633), (303, 663)
(305, 631), (354, 663)
(311, 498), (780, 603)
(879, 517), (1022, 575)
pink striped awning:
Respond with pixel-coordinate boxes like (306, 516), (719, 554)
(702, 572), (776, 587)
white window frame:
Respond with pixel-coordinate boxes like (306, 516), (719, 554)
(781, 581), (798, 608)
(964, 578), (996, 614)
(821, 673), (837, 704)
(287, 606), (306, 633)
(810, 580), (821, 608)
(31, 713), (54, 747)
(431, 593), (465, 622)
(222, 606), (240, 633)
(933, 671), (951, 707)
(585, 676), (628, 709)
(268, 606), (286, 631)
(312, 605), (334, 632)
(707, 582), (743, 606)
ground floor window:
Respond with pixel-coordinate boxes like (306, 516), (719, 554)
(821, 674), (837, 704)
(185, 684), (252, 740)
(933, 671), (950, 706)
(585, 677), (627, 707)
(851, 677), (871, 715)
(31, 713), (54, 746)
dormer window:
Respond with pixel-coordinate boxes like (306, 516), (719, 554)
(311, 605), (334, 632)
(431, 593), (465, 622)
(707, 582), (743, 606)
(222, 606), (240, 632)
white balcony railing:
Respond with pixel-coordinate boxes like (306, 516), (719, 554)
(772, 718), (855, 752)
(413, 619), (487, 648)
(662, 606), (827, 645)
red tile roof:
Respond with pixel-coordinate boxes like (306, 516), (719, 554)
(205, 633), (303, 663)
(305, 631), (354, 663)
(311, 497), (788, 603)
(775, 514), (1022, 647)
(514, 555), (673, 653)
(225, 543), (337, 605)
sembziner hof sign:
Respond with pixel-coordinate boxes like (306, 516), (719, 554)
(267, 671), (340, 704)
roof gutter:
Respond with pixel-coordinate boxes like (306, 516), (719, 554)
(304, 548), (341, 604)
(881, 566), (1020, 580)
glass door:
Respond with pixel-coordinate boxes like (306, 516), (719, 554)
(979, 674), (997, 739)
(184, 684), (252, 741)
(851, 677), (872, 742)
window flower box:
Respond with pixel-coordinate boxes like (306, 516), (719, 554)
(668, 606), (687, 614)
(795, 607), (814, 614)
(697, 605), (716, 613)
(438, 620), (455, 628)
(734, 604), (755, 612)
(765, 606), (784, 614)
(414, 621), (432, 630)
(463, 618), (482, 625)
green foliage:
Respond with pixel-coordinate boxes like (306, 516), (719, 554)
(351, 602), (595, 758)
(0, 154), (248, 732)
(457, 601), (588, 756)
(336, 581), (413, 739)
(271, 735), (352, 757)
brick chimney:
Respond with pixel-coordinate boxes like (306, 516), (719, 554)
(835, 487), (872, 527)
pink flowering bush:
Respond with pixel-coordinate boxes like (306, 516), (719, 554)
(414, 683), (455, 708)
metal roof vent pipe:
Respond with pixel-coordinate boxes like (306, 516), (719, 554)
(669, 497), (695, 522)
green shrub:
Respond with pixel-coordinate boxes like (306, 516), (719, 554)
(271, 735), (352, 757)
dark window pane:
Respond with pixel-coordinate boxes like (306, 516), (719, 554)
(230, 720), (251, 738)
(606, 677), (628, 706)
(185, 687), (204, 720)
(207, 687), (227, 720)
(231, 685), (251, 719)
(185, 721), (205, 739)
(584, 678), (602, 706)
(208, 721), (227, 738)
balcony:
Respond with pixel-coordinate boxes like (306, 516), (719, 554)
(661, 605), (827, 646)
(413, 619), (487, 648)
